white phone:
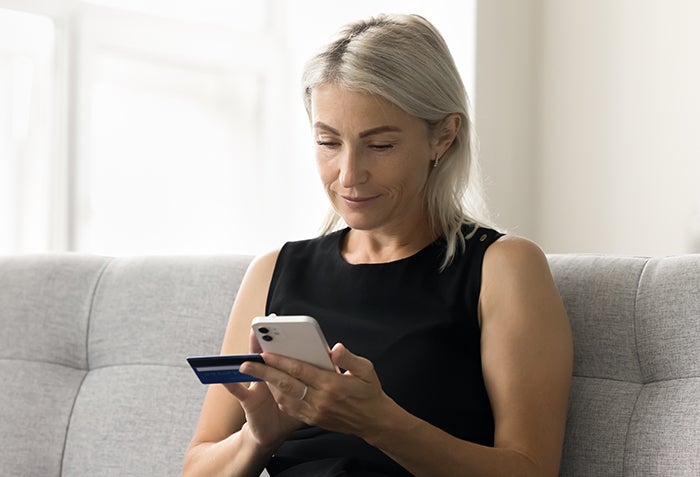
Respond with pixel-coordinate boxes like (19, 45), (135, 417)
(251, 315), (336, 371)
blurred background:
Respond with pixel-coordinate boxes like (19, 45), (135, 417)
(1, 0), (698, 257)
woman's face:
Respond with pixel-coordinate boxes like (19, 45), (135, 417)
(310, 83), (436, 234)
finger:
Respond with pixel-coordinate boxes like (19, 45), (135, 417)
(249, 329), (263, 354)
(331, 343), (376, 382)
(221, 380), (283, 420)
(240, 358), (307, 394)
(222, 381), (253, 401)
(238, 359), (268, 381)
(242, 356), (314, 405)
(259, 352), (325, 383)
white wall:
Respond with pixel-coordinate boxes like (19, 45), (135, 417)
(476, 0), (700, 255)
(474, 1), (539, 239)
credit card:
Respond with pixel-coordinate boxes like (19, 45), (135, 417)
(186, 354), (264, 384)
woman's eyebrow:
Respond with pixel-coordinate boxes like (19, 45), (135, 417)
(313, 122), (402, 138)
(358, 125), (402, 138)
(313, 122), (341, 135)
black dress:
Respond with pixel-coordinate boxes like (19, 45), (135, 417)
(264, 226), (503, 476)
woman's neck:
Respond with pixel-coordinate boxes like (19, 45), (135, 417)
(341, 223), (437, 265)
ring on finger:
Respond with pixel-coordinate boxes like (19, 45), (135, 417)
(299, 384), (308, 401)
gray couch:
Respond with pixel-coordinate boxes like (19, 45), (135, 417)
(0, 253), (698, 476)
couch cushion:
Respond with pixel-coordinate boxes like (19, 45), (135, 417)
(549, 255), (646, 383)
(86, 255), (247, 368)
(61, 366), (206, 475)
(636, 256), (700, 382)
(550, 254), (700, 477)
(0, 254), (108, 367)
(625, 256), (700, 475)
(61, 255), (251, 476)
(0, 254), (109, 477)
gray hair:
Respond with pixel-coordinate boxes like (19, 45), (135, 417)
(302, 14), (491, 269)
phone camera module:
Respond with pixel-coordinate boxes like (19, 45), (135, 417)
(262, 335), (273, 342)
(258, 327), (269, 334)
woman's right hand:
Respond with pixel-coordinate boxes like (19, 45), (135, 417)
(222, 329), (302, 449)
(222, 379), (302, 449)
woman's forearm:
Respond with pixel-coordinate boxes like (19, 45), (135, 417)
(182, 424), (275, 477)
(363, 402), (547, 477)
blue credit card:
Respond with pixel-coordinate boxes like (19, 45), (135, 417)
(187, 354), (264, 384)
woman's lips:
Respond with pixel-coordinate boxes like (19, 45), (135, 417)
(340, 194), (379, 208)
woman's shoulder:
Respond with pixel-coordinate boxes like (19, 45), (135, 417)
(486, 234), (547, 265)
(241, 248), (282, 290)
(481, 234), (554, 297)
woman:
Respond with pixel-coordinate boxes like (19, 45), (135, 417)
(183, 14), (572, 477)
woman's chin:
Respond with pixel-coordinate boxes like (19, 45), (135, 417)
(339, 214), (381, 231)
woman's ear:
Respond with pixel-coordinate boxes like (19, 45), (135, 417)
(433, 113), (462, 159)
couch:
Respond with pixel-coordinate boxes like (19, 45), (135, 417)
(0, 253), (698, 476)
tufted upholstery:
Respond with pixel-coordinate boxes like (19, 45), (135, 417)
(0, 255), (248, 476)
(549, 255), (700, 476)
(0, 253), (698, 476)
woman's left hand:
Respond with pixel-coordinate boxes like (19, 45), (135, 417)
(239, 343), (393, 438)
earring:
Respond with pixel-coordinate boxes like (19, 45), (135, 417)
(433, 154), (440, 168)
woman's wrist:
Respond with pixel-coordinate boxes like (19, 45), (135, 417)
(360, 395), (423, 449)
(224, 423), (281, 477)
(239, 422), (284, 458)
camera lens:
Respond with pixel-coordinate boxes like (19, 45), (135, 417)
(262, 335), (273, 342)
(258, 327), (269, 334)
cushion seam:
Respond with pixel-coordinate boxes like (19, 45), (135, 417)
(85, 258), (112, 371)
(572, 374), (700, 384)
(0, 357), (86, 370)
(59, 257), (112, 476)
(84, 362), (192, 371)
(621, 257), (651, 476)
(0, 358), (191, 371)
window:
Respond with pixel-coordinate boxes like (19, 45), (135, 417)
(0, 9), (55, 252)
(73, 3), (282, 254)
(0, 0), (476, 256)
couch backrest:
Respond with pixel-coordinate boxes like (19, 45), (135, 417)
(0, 254), (252, 477)
(549, 255), (700, 476)
(1, 254), (698, 476)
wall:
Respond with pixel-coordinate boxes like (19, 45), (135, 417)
(474, 0), (539, 239)
(476, 0), (700, 255)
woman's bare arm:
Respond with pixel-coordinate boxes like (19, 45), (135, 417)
(182, 250), (280, 477)
(347, 236), (572, 477)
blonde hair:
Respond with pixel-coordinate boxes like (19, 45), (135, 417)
(302, 14), (491, 269)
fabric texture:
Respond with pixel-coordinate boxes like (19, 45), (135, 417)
(0, 254), (250, 477)
(265, 226), (503, 476)
(0, 255), (106, 477)
(549, 254), (700, 477)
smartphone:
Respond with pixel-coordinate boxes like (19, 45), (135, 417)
(186, 354), (264, 384)
(251, 315), (336, 371)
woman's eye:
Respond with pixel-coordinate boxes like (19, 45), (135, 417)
(370, 144), (393, 150)
(316, 140), (340, 148)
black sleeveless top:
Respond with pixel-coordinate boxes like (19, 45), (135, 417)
(265, 226), (503, 476)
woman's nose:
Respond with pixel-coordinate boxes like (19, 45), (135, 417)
(338, 148), (368, 188)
